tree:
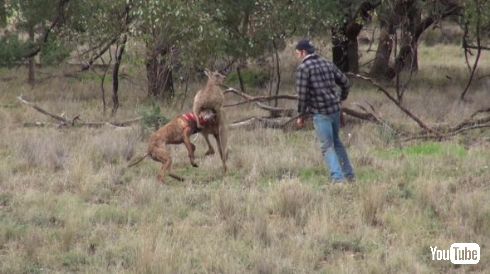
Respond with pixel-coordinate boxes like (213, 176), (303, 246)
(331, 1), (380, 73)
(0, 0), (71, 84)
(130, 0), (218, 99)
(202, 0), (288, 92)
(61, 0), (131, 114)
(370, 0), (462, 80)
(460, 0), (490, 100)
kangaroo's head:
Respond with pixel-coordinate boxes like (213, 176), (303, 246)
(204, 69), (226, 85)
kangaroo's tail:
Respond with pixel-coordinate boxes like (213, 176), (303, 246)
(218, 110), (228, 160)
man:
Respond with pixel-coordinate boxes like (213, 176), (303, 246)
(295, 39), (355, 183)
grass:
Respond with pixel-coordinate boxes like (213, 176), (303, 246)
(0, 42), (489, 273)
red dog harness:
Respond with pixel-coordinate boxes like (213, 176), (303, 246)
(182, 113), (212, 134)
(182, 113), (210, 126)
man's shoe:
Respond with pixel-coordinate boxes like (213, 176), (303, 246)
(346, 176), (356, 183)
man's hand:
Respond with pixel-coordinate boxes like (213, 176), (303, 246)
(296, 117), (305, 129)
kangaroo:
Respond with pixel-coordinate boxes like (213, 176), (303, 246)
(192, 69), (228, 172)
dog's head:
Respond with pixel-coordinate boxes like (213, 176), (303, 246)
(199, 108), (217, 124)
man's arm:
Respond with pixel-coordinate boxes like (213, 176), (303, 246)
(296, 66), (309, 116)
(296, 65), (309, 128)
(332, 65), (351, 101)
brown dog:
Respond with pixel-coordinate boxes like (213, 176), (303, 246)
(128, 109), (217, 183)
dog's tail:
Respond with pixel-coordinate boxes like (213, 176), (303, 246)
(168, 173), (185, 182)
(127, 153), (149, 168)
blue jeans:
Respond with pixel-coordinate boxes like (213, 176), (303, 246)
(313, 112), (355, 182)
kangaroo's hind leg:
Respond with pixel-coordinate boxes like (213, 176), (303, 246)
(213, 132), (227, 173)
(202, 132), (215, 156)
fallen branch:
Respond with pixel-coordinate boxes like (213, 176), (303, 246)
(353, 102), (403, 135)
(224, 86), (378, 123)
(223, 84), (487, 142)
(347, 73), (440, 136)
(223, 87), (297, 106)
(229, 116), (294, 130)
(17, 96), (142, 128)
(470, 107), (490, 118)
(402, 123), (490, 142)
(18, 96), (68, 123)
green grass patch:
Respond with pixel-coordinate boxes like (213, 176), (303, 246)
(298, 167), (328, 186)
(0, 218), (27, 244)
(61, 251), (89, 272)
(357, 167), (382, 182)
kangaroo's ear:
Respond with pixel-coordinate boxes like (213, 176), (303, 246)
(204, 68), (211, 78)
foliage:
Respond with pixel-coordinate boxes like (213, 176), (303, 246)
(0, 34), (32, 67)
(226, 68), (270, 88)
(0, 0), (7, 27)
(40, 36), (72, 65)
(62, 0), (128, 61)
(463, 0), (490, 39)
(0, 0), (68, 66)
(202, 0), (340, 62)
(130, 0), (220, 66)
(10, 0), (58, 29)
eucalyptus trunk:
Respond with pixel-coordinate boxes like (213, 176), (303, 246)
(145, 45), (174, 100)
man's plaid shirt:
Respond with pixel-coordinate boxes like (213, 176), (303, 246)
(296, 54), (350, 116)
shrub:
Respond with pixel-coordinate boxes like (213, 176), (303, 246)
(140, 104), (169, 131)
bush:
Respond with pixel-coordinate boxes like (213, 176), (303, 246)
(140, 104), (169, 131)
(0, 35), (32, 67)
(40, 37), (72, 66)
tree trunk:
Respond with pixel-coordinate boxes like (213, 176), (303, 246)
(370, 20), (395, 80)
(332, 1), (380, 73)
(395, 3), (420, 73)
(236, 66), (246, 93)
(272, 39), (281, 108)
(332, 29), (360, 73)
(28, 27), (35, 86)
(111, 35), (127, 116)
(347, 39), (359, 73)
(145, 46), (174, 100)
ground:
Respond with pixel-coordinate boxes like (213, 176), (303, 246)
(0, 43), (489, 273)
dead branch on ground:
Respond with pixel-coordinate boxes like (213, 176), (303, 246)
(223, 86), (383, 130)
(224, 80), (489, 142)
(347, 73), (441, 136)
(17, 96), (141, 128)
(224, 86), (377, 121)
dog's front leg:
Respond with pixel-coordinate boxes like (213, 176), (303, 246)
(183, 128), (198, 167)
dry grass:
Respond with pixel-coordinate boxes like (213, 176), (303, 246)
(0, 44), (489, 273)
